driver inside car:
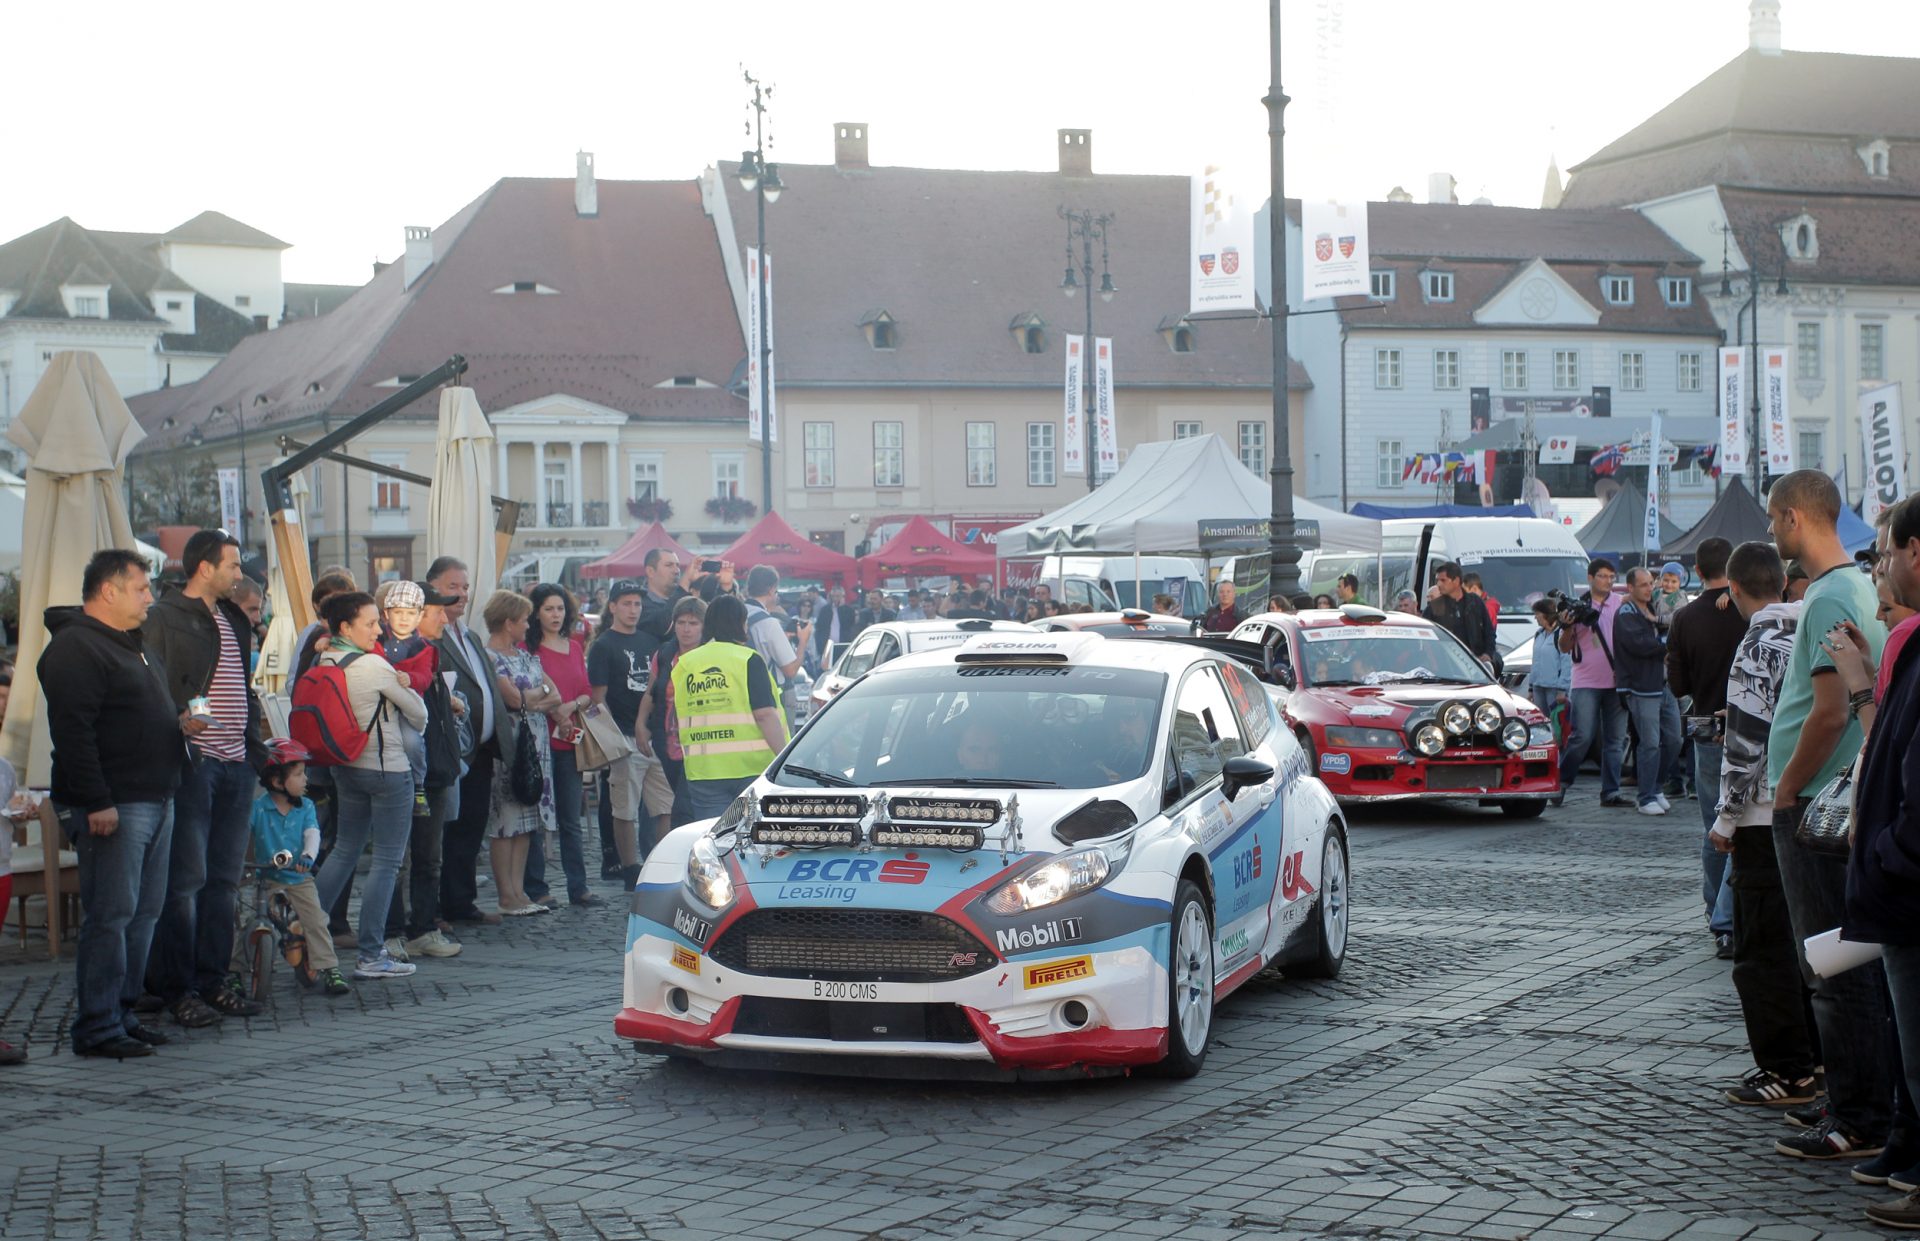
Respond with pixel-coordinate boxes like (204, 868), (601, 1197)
(952, 718), (1006, 775)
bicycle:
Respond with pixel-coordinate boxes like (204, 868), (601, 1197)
(234, 855), (318, 1002)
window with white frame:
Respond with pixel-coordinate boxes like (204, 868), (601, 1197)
(802, 422), (834, 487)
(1432, 349), (1460, 390)
(1661, 277), (1692, 306)
(1603, 275), (1634, 305)
(1678, 352), (1702, 392)
(966, 423), (996, 486)
(1798, 429), (1824, 471)
(1027, 422), (1056, 486)
(309, 467), (325, 515)
(542, 455), (569, 508)
(872, 421), (903, 487)
(1619, 351), (1645, 391)
(1370, 271), (1395, 300)
(1502, 350), (1528, 390)
(1376, 439), (1404, 490)
(373, 454), (406, 512)
(71, 295), (102, 317)
(1553, 349), (1580, 390)
(712, 453), (743, 499)
(1422, 271), (1454, 302)
(629, 454), (662, 502)
(1796, 322), (1822, 380)
(1674, 459), (1706, 487)
(1173, 420), (1203, 439)
(1374, 348), (1402, 389)
(1238, 422), (1266, 476)
(1861, 323), (1886, 380)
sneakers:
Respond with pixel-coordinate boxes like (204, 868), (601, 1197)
(1714, 933), (1734, 959)
(1775, 1116), (1885, 1160)
(382, 937), (412, 963)
(124, 1024), (170, 1047)
(1726, 1067), (1820, 1106)
(1601, 794), (1634, 807)
(1654, 793), (1672, 812)
(1786, 1098), (1829, 1128)
(169, 994), (223, 1028)
(318, 968), (351, 996)
(1854, 1147), (1920, 1186)
(1866, 1191), (1920, 1230)
(404, 930), (463, 958)
(1637, 800), (1667, 816)
(205, 985), (263, 1018)
(351, 954), (417, 980)
(75, 1034), (153, 1059)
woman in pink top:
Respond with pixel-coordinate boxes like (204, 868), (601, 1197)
(527, 584), (598, 906)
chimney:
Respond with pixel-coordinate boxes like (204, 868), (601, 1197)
(1426, 172), (1458, 205)
(1386, 185), (1414, 203)
(834, 123), (869, 169)
(575, 150), (598, 217)
(1749, 0), (1782, 54)
(1058, 128), (1092, 176)
(402, 226), (432, 290)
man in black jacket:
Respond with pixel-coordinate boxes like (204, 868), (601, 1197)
(40, 550), (194, 1059)
(1614, 568), (1682, 815)
(140, 529), (266, 1026)
(1666, 537), (1744, 948)
(811, 586), (859, 662)
(1422, 562), (1500, 675)
(427, 558), (509, 928)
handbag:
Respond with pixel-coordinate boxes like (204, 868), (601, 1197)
(1796, 757), (1856, 858)
(508, 714), (545, 806)
(573, 703), (633, 773)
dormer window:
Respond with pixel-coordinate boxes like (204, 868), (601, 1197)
(858, 309), (898, 351)
(1421, 270), (1454, 303)
(1781, 212), (1819, 262)
(61, 282), (109, 319)
(1603, 275), (1634, 305)
(1008, 312), (1048, 354)
(652, 375), (717, 388)
(1661, 276), (1692, 306)
(253, 394), (270, 407)
(1858, 138), (1892, 179)
(304, 381), (324, 395)
(492, 281), (560, 295)
(1370, 270), (1395, 300)
(1157, 315), (1197, 353)
(73, 296), (102, 317)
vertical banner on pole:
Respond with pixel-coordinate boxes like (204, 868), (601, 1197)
(218, 468), (241, 534)
(1300, 200), (1371, 301)
(745, 247), (763, 444)
(1190, 167), (1258, 314)
(1861, 382), (1907, 525)
(1643, 413), (1663, 555)
(763, 252), (777, 445)
(1094, 337), (1118, 479)
(1062, 335), (1086, 477)
(1717, 347), (1747, 479)
(1764, 347), (1791, 474)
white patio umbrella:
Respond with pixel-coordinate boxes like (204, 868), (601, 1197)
(252, 455), (310, 697)
(2, 352), (145, 784)
(427, 387), (497, 596)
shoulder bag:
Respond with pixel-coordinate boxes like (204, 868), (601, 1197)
(1796, 757), (1855, 858)
(508, 713), (544, 806)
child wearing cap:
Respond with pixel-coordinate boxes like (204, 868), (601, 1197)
(1654, 561), (1690, 628)
(376, 579), (436, 814)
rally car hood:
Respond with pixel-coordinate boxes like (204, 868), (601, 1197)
(1292, 681), (1517, 726)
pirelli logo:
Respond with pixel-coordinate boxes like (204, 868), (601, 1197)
(670, 946), (700, 975)
(1023, 956), (1094, 989)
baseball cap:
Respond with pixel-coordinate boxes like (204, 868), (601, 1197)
(415, 581), (460, 607)
(609, 578), (644, 601)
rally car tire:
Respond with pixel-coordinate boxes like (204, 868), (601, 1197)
(1295, 831), (1348, 980)
(1152, 879), (1214, 1079)
(1501, 799), (1548, 820)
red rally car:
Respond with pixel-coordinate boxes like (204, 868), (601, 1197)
(1228, 605), (1559, 818)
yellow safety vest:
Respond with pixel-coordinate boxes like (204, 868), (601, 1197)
(674, 640), (784, 782)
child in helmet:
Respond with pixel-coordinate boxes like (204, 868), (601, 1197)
(250, 738), (350, 996)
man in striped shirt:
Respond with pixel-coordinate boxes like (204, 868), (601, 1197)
(142, 529), (267, 1027)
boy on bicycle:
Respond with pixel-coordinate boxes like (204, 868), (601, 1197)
(249, 739), (349, 995)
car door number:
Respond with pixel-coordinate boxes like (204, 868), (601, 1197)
(814, 981), (879, 1000)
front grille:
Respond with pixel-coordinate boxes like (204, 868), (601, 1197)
(1351, 765), (1396, 782)
(733, 996), (977, 1043)
(708, 908), (996, 982)
(1425, 763), (1503, 791)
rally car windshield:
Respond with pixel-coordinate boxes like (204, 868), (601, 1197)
(1298, 626), (1491, 688)
(774, 664), (1169, 791)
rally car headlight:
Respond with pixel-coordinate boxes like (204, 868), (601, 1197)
(984, 847), (1113, 914)
(684, 835), (735, 909)
(1412, 723), (1447, 757)
(1499, 719), (1530, 752)
(1473, 699), (1505, 735)
(1440, 702), (1472, 736)
(1528, 723), (1555, 747)
(1325, 726), (1403, 748)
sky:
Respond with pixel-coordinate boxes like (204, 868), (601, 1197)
(10, 0), (1918, 286)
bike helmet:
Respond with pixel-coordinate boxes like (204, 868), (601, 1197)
(262, 737), (312, 768)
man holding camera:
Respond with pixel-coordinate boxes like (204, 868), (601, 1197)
(1613, 568), (1684, 816)
(1558, 559), (1630, 806)
(1666, 538), (1743, 949)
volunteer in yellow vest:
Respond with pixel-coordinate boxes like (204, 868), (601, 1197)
(674, 595), (788, 820)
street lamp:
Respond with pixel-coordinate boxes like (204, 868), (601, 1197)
(1713, 222), (1790, 497)
(1058, 206), (1116, 491)
(193, 403), (250, 546)
(1264, 0), (1302, 600)
(739, 68), (784, 516)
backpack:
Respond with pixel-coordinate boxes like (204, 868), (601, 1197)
(288, 653), (377, 766)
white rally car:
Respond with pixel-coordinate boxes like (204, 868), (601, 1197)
(808, 617), (1033, 716)
(617, 630), (1351, 1078)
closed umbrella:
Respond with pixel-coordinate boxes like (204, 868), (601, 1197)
(252, 455), (310, 697)
(2, 352), (145, 784)
(427, 387), (497, 597)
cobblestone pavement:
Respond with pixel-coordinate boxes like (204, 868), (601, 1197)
(0, 789), (1896, 1240)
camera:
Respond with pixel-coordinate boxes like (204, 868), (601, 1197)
(1546, 589), (1600, 627)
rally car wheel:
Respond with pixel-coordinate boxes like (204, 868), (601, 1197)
(1154, 880), (1213, 1078)
(1501, 799), (1548, 820)
(1296, 832), (1348, 980)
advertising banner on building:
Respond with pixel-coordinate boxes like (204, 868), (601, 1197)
(1861, 382), (1907, 525)
(1063, 335), (1086, 477)
(1300, 199), (1370, 301)
(217, 468), (241, 534)
(1539, 434), (1577, 465)
(1718, 347), (1748, 479)
(1764, 347), (1791, 474)
(746, 247), (763, 443)
(1094, 337), (1118, 479)
(1643, 413), (1663, 554)
(1189, 166), (1257, 314)
(763, 252), (777, 445)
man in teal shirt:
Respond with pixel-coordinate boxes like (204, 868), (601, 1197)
(1763, 469), (1893, 1162)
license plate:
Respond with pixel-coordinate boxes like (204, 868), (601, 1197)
(1520, 748), (1551, 761)
(827, 1001), (927, 1041)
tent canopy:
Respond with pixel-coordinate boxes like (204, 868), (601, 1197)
(1664, 475), (1771, 556)
(998, 434), (1381, 558)
(1575, 478), (1683, 559)
(1837, 503), (1875, 553)
(718, 510), (857, 584)
(580, 521), (694, 580)
(858, 515), (996, 588)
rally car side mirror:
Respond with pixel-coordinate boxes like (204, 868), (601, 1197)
(1221, 755), (1275, 801)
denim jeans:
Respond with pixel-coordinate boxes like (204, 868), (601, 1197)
(1772, 802), (1893, 1139)
(150, 756), (256, 1002)
(1728, 820), (1819, 1080)
(1883, 943), (1920, 1159)
(315, 767), (414, 965)
(1692, 741), (1733, 933)
(1622, 691), (1682, 808)
(687, 775), (754, 821)
(60, 801), (173, 1049)
(385, 785), (449, 941)
(1562, 687), (1627, 797)
(545, 748), (588, 902)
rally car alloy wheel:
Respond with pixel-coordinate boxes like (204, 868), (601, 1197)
(1155, 880), (1214, 1078)
(1298, 833), (1348, 980)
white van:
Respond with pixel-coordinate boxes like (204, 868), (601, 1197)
(1034, 555), (1207, 616)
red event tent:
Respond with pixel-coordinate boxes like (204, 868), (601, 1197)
(717, 510), (857, 585)
(578, 521), (694, 580)
(858, 515), (997, 588)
